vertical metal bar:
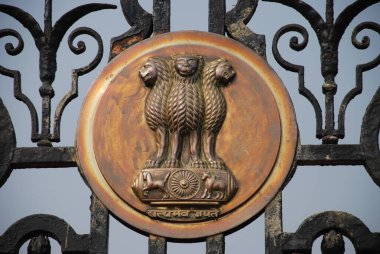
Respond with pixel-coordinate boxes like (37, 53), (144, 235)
(265, 192), (283, 254)
(321, 0), (338, 144)
(90, 194), (109, 254)
(325, 0), (334, 30)
(44, 0), (52, 35)
(207, 3), (226, 252)
(148, 2), (169, 244)
(206, 234), (225, 254)
(149, 235), (167, 254)
(38, 0), (54, 147)
(150, 1), (169, 248)
(153, 0), (170, 36)
(323, 90), (336, 143)
(208, 0), (226, 35)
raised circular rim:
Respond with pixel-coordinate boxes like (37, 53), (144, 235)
(76, 31), (298, 239)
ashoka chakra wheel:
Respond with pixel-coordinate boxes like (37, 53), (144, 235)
(168, 170), (200, 199)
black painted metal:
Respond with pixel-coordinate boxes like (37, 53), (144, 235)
(0, 1), (116, 146)
(266, 0), (380, 143)
(265, 194), (282, 254)
(0, 0), (379, 253)
(209, 0), (226, 35)
(281, 212), (380, 253)
(296, 145), (364, 166)
(109, 0), (152, 61)
(206, 234), (225, 254)
(0, 99), (15, 188)
(27, 234), (51, 254)
(361, 87), (380, 188)
(89, 195), (109, 254)
(0, 214), (90, 253)
(53, 27), (104, 142)
(225, 0), (266, 57)
(153, 0), (170, 36)
(11, 147), (76, 169)
(149, 236), (167, 254)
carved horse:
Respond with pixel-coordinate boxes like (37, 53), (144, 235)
(201, 172), (226, 199)
(142, 171), (170, 198)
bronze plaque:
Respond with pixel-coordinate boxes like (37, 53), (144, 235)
(76, 31), (297, 238)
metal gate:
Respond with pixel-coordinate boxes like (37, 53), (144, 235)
(0, 0), (379, 253)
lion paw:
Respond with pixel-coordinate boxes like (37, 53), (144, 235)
(144, 159), (161, 169)
(164, 159), (181, 168)
(190, 160), (207, 168)
(209, 160), (225, 170)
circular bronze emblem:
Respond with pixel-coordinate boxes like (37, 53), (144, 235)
(76, 31), (297, 238)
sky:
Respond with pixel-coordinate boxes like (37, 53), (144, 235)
(0, 1), (379, 253)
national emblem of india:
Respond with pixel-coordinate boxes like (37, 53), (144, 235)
(76, 31), (298, 238)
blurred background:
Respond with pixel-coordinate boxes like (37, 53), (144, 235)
(0, 1), (379, 253)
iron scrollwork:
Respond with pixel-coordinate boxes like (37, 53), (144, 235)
(265, 1), (380, 253)
(0, 195), (109, 254)
(272, 24), (324, 137)
(53, 27), (104, 141)
(340, 21), (380, 138)
(0, 29), (39, 141)
(281, 211), (380, 253)
(109, 0), (153, 60)
(0, 214), (89, 253)
(266, 0), (380, 143)
(225, 0), (266, 57)
(0, 1), (116, 146)
(0, 1), (114, 253)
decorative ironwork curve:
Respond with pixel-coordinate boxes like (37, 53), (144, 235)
(109, 0), (153, 60)
(0, 29), (39, 140)
(0, 194), (108, 254)
(0, 1), (116, 146)
(281, 211), (380, 253)
(225, 0), (266, 57)
(338, 22), (380, 138)
(0, 214), (89, 253)
(272, 24), (323, 138)
(52, 27), (104, 141)
(0, 29), (24, 56)
(264, 0), (380, 143)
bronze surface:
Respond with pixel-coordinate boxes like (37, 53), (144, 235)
(132, 55), (239, 210)
(76, 31), (298, 238)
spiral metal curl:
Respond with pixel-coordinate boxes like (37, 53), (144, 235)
(52, 27), (104, 141)
(272, 24), (323, 138)
(337, 22), (380, 137)
(0, 29), (24, 56)
(0, 29), (39, 140)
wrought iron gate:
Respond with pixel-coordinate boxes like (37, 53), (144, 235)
(0, 0), (379, 253)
